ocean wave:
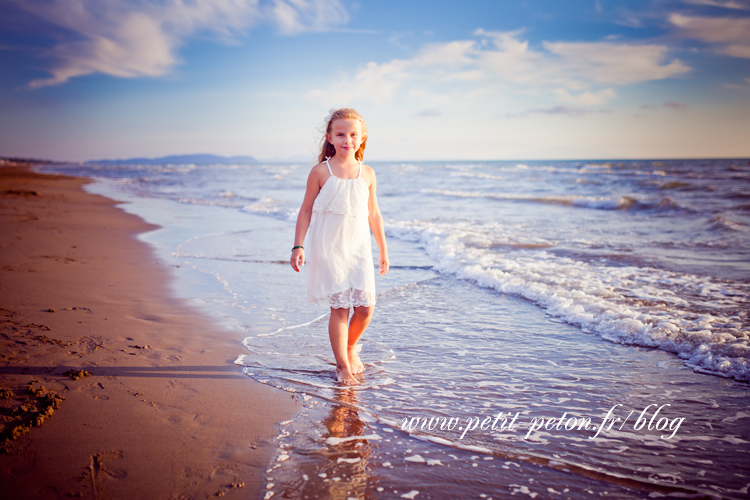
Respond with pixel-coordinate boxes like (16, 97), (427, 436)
(422, 189), (683, 212)
(388, 220), (750, 381)
(725, 191), (750, 201)
(652, 180), (697, 190)
(241, 196), (298, 221)
(175, 196), (243, 209)
(579, 163), (614, 173)
(575, 178), (604, 185)
(708, 214), (749, 233)
(449, 171), (508, 181)
(449, 162), (668, 177)
(578, 163), (666, 177)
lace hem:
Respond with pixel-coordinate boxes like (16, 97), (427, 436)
(311, 207), (368, 217)
(310, 288), (376, 309)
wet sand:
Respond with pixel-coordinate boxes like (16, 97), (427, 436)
(0, 161), (298, 499)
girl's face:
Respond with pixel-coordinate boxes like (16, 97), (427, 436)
(327, 118), (363, 159)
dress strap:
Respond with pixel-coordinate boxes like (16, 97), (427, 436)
(324, 157), (333, 176)
(357, 160), (362, 178)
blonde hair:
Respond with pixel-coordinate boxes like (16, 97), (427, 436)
(318, 108), (368, 163)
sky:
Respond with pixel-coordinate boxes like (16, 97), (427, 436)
(1, 0), (749, 162)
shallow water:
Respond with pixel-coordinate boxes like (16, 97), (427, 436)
(247, 277), (750, 499)
(38, 158), (750, 498)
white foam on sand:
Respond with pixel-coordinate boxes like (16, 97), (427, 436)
(325, 434), (382, 446)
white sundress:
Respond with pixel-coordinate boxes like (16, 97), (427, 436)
(307, 158), (376, 309)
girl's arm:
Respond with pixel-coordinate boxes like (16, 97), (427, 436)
(291, 165), (324, 272)
(365, 165), (389, 276)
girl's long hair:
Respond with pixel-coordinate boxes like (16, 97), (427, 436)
(318, 108), (368, 163)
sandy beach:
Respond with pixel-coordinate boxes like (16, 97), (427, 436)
(0, 161), (298, 499)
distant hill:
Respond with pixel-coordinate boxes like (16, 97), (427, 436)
(86, 154), (257, 165)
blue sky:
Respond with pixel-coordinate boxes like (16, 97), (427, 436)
(1, 0), (749, 161)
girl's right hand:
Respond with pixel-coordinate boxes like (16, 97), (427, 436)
(291, 248), (305, 272)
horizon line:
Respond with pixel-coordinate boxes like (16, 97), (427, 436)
(2, 155), (749, 166)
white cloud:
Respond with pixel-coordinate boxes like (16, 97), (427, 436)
(387, 32), (412, 50)
(724, 77), (750, 88)
(533, 106), (589, 116)
(724, 45), (750, 57)
(307, 29), (689, 108)
(415, 108), (442, 117)
(543, 41), (690, 84)
(640, 101), (689, 110)
(15, 0), (348, 88)
(669, 13), (750, 58)
(682, 0), (750, 10)
(553, 88), (616, 105)
(614, 16), (645, 28)
(505, 106), (614, 118)
(663, 101), (688, 109)
(267, 0), (348, 35)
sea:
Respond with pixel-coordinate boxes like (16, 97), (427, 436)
(37, 158), (750, 499)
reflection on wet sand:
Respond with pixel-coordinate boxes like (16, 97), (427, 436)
(268, 385), (383, 499)
(315, 387), (379, 499)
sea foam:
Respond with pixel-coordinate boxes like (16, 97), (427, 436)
(387, 219), (750, 381)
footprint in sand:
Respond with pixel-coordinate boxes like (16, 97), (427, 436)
(77, 451), (127, 498)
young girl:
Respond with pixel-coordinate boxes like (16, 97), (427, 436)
(290, 108), (389, 385)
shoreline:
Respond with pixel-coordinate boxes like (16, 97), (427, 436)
(0, 161), (298, 499)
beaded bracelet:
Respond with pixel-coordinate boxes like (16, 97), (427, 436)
(292, 245), (303, 251)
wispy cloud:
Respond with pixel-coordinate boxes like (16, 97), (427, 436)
(542, 40), (690, 84)
(663, 101), (689, 109)
(670, 13), (750, 58)
(532, 106), (590, 117)
(723, 77), (750, 89)
(13, 0), (348, 89)
(614, 16), (645, 28)
(387, 32), (412, 50)
(641, 101), (689, 109)
(268, 0), (348, 35)
(307, 28), (690, 107)
(507, 106), (612, 118)
(553, 88), (616, 105)
(414, 108), (442, 117)
(682, 0), (750, 10)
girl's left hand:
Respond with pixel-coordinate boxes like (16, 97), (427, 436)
(291, 248), (305, 272)
(379, 252), (389, 276)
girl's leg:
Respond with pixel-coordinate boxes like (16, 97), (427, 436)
(329, 307), (357, 384)
(347, 305), (374, 374)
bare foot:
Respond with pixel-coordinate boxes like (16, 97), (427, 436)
(348, 346), (364, 375)
(336, 366), (358, 385)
